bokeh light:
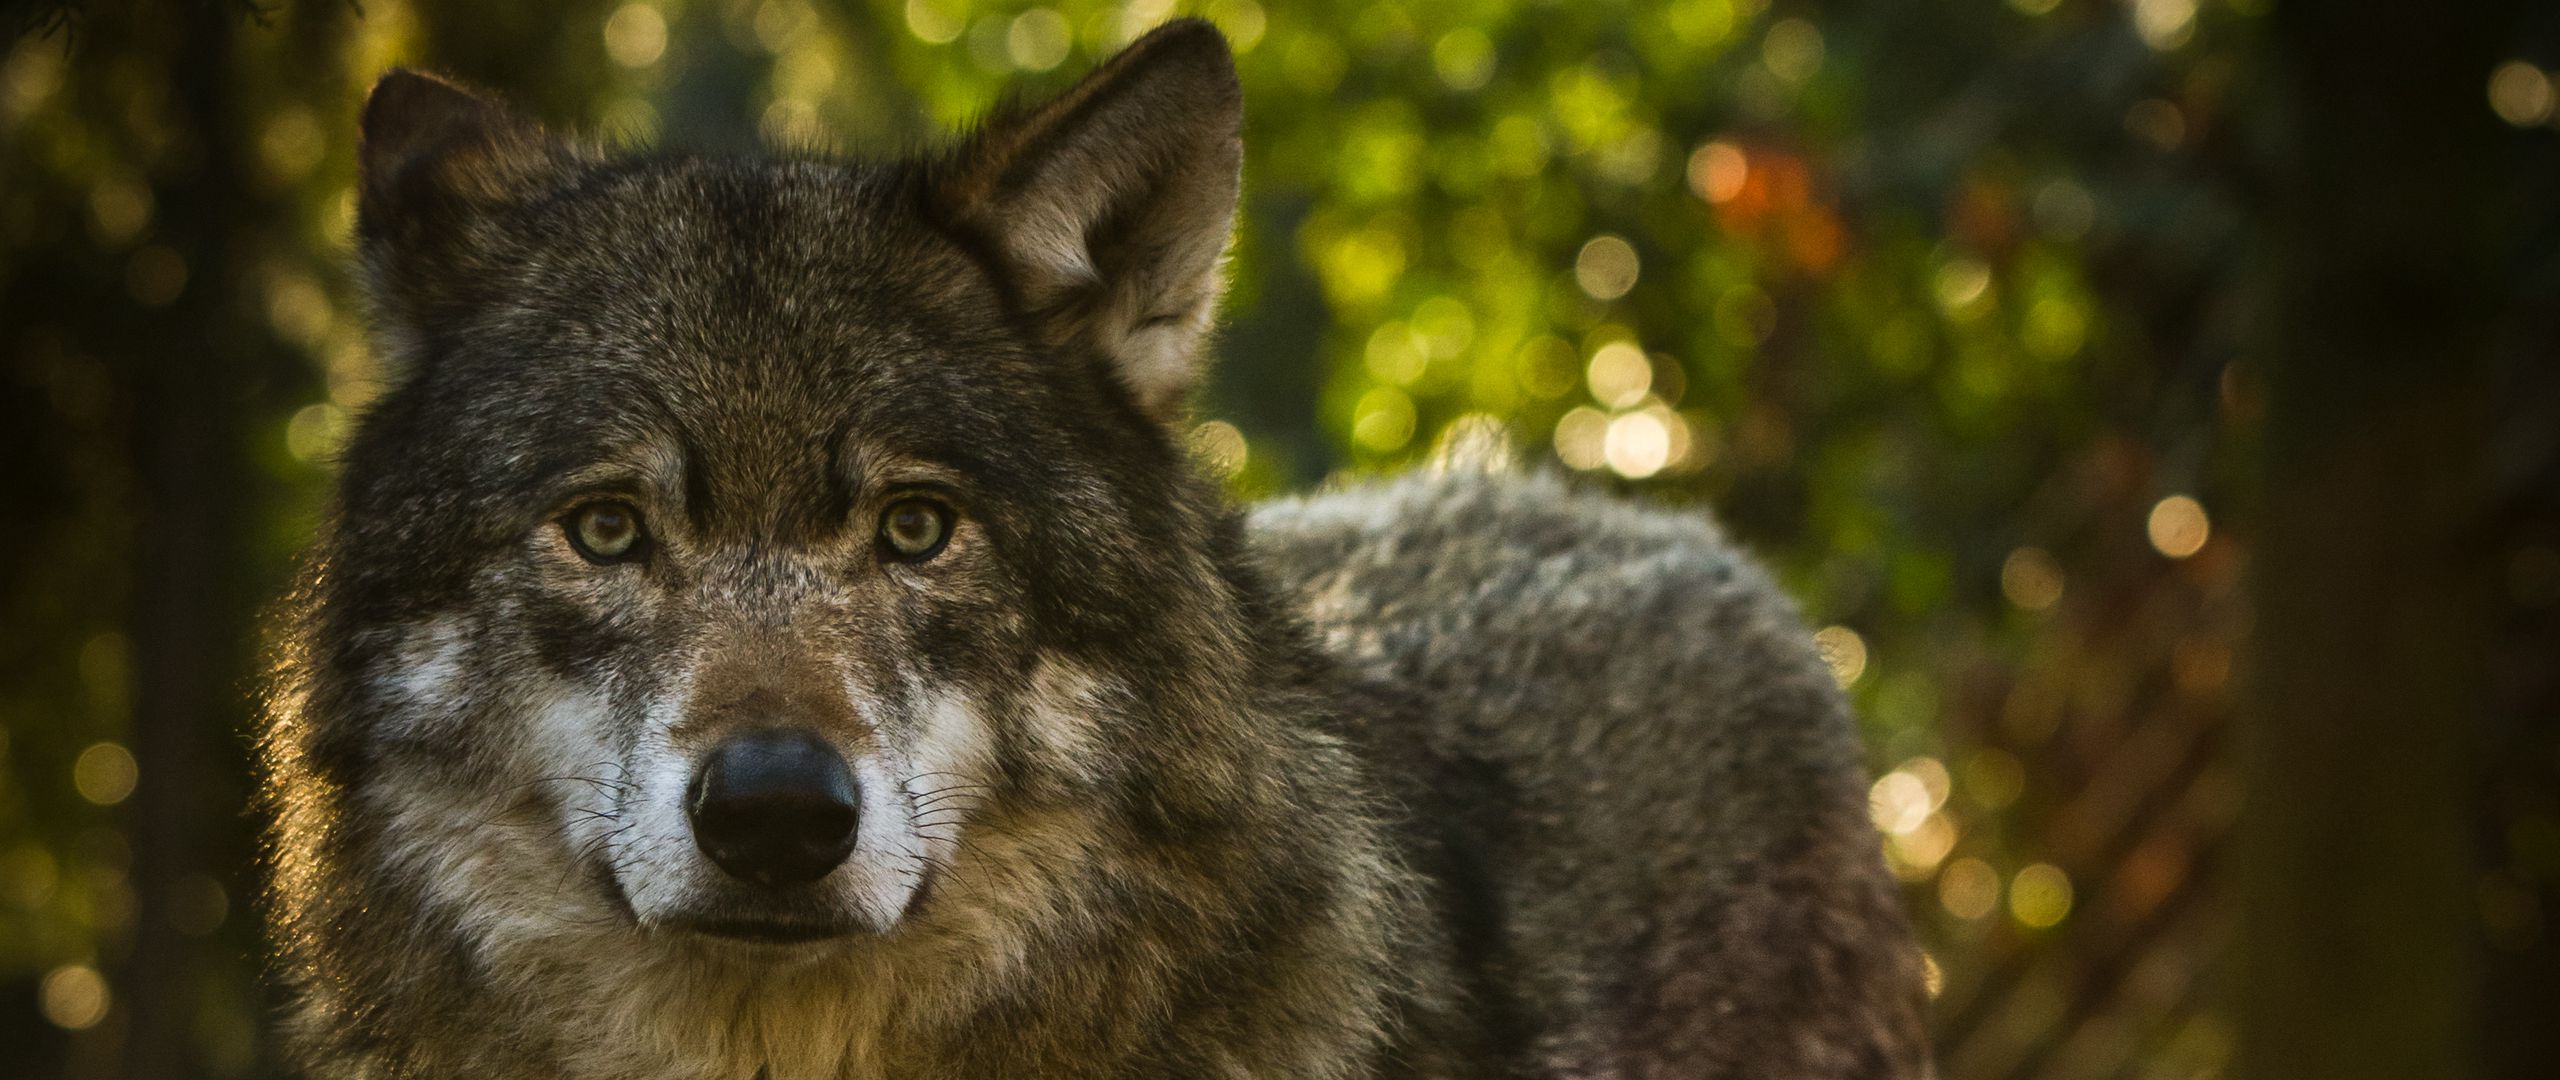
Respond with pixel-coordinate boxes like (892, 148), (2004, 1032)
(1602, 409), (1672, 479)
(1871, 767), (1937, 836)
(2001, 547), (2066, 611)
(1941, 857), (2003, 921)
(1760, 19), (1823, 85)
(2132, 0), (2198, 51)
(603, 3), (669, 68)
(1584, 341), (1652, 409)
(2489, 60), (2555, 127)
(1005, 8), (1073, 72)
(905, 0), (963, 44)
(1189, 420), (1250, 479)
(72, 742), (137, 806)
(2010, 862), (2075, 929)
(38, 964), (109, 1030)
(2148, 494), (2211, 559)
(1687, 140), (1748, 204)
(1552, 406), (1610, 471)
(1574, 235), (1640, 301)
(1813, 625), (1868, 687)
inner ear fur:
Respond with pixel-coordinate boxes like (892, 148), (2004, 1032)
(924, 19), (1244, 421)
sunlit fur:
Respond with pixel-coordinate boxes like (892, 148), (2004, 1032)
(260, 20), (1927, 1080)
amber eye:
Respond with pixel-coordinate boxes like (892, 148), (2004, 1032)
(564, 501), (646, 563)
(878, 499), (952, 562)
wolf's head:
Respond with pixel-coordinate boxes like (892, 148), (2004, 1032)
(273, 21), (1267, 959)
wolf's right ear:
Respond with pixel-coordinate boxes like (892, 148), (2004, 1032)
(924, 20), (1242, 422)
(356, 71), (588, 333)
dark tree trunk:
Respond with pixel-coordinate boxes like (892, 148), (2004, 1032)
(2243, 3), (2516, 1078)
(118, 2), (249, 1075)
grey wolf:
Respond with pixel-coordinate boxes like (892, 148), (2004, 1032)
(260, 19), (1929, 1079)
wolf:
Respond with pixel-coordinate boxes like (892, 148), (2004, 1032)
(259, 19), (1929, 1080)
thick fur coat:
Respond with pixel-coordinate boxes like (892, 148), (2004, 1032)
(260, 20), (1930, 1080)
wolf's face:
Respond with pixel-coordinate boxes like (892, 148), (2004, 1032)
(350, 199), (1049, 941)
(291, 24), (1245, 958)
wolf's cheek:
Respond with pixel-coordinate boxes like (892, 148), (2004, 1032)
(1014, 659), (1119, 785)
(366, 615), (475, 746)
(354, 683), (641, 954)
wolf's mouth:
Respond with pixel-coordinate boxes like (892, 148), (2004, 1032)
(674, 916), (859, 945)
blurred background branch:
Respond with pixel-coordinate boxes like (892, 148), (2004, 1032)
(0, 1), (2554, 1077)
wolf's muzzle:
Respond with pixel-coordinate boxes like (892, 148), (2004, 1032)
(684, 729), (860, 888)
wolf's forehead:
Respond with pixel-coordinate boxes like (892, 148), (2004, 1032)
(523, 167), (1009, 384)
(383, 161), (1060, 527)
(555, 162), (932, 310)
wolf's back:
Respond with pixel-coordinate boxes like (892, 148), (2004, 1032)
(1252, 467), (1932, 1079)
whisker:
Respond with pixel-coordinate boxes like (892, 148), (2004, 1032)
(538, 775), (632, 792)
(559, 824), (635, 896)
(503, 769), (635, 798)
(900, 849), (956, 875)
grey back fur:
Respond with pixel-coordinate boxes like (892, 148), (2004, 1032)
(1255, 464), (1931, 1077)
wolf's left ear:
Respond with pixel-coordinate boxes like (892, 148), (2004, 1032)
(925, 19), (1242, 420)
(356, 71), (591, 334)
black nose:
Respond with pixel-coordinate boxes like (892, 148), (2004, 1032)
(686, 729), (859, 888)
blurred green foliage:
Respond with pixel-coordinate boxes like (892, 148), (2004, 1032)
(4, 1), (2556, 1078)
